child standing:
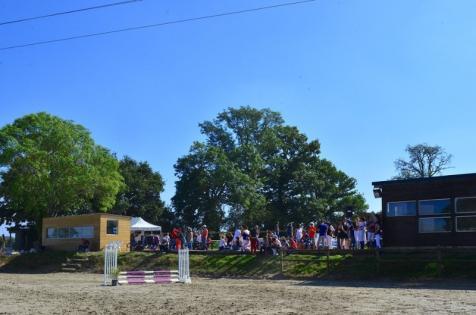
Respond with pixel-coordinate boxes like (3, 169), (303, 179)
(201, 225), (209, 250)
(218, 234), (226, 251)
(250, 225), (259, 254)
(241, 225), (251, 252)
(307, 222), (317, 249)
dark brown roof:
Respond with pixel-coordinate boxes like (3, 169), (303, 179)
(372, 173), (476, 187)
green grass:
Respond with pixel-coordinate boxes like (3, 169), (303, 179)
(2, 250), (476, 280)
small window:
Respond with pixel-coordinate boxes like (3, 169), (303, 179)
(455, 197), (476, 213)
(387, 201), (416, 216)
(456, 216), (476, 232)
(47, 228), (57, 239)
(419, 217), (452, 233)
(419, 199), (451, 216)
(107, 220), (118, 235)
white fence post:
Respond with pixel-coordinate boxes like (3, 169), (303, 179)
(178, 248), (191, 284)
(104, 241), (120, 286)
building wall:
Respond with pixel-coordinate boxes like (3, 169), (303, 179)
(99, 214), (131, 252)
(377, 176), (476, 247)
(42, 214), (101, 251)
(42, 214), (130, 252)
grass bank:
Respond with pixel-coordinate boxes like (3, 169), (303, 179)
(2, 249), (476, 280)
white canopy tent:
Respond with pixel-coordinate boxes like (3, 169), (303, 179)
(130, 217), (161, 232)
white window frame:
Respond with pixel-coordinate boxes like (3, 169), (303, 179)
(455, 197), (476, 214)
(456, 215), (476, 233)
(418, 198), (451, 216)
(418, 216), (452, 234)
(386, 200), (417, 217)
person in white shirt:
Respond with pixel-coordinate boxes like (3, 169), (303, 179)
(134, 232), (142, 246)
(234, 227), (242, 241)
(356, 217), (366, 249)
(271, 237), (282, 256)
(295, 223), (303, 243)
(196, 233), (202, 245)
(218, 234), (227, 251)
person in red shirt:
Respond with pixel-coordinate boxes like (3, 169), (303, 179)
(201, 225), (209, 250)
(307, 222), (317, 249)
(289, 238), (298, 250)
(172, 227), (182, 250)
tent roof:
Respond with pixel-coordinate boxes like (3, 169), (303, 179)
(131, 217), (161, 232)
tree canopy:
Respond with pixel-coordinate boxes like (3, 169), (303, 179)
(394, 144), (452, 179)
(173, 107), (367, 230)
(0, 113), (124, 228)
(111, 156), (166, 225)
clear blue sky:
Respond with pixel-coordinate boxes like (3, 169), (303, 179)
(1, 0), (476, 235)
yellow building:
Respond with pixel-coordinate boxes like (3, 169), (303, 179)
(42, 213), (131, 252)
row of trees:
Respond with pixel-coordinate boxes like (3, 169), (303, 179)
(0, 107), (453, 237)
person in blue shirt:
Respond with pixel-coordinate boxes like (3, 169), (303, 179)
(317, 220), (329, 249)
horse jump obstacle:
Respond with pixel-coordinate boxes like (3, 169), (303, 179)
(104, 244), (191, 286)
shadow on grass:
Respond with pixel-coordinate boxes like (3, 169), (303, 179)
(0, 251), (77, 274)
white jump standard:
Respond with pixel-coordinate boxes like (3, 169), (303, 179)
(178, 248), (191, 284)
(103, 241), (120, 286)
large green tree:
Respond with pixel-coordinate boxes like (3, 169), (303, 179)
(0, 113), (124, 236)
(173, 107), (367, 230)
(112, 156), (166, 225)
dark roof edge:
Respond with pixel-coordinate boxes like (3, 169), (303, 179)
(372, 172), (476, 186)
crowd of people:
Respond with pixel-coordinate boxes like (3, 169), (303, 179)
(216, 215), (382, 255)
(131, 225), (211, 252)
(131, 214), (382, 253)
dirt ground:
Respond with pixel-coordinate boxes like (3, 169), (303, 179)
(1, 273), (476, 314)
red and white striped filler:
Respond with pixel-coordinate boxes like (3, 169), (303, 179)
(118, 270), (179, 285)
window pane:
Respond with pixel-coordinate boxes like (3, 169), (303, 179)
(57, 228), (70, 239)
(387, 201), (416, 216)
(70, 226), (94, 238)
(457, 216), (476, 232)
(47, 228), (57, 239)
(456, 197), (476, 213)
(419, 199), (451, 215)
(70, 227), (81, 238)
(82, 226), (94, 238)
(107, 220), (118, 235)
(419, 217), (452, 233)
